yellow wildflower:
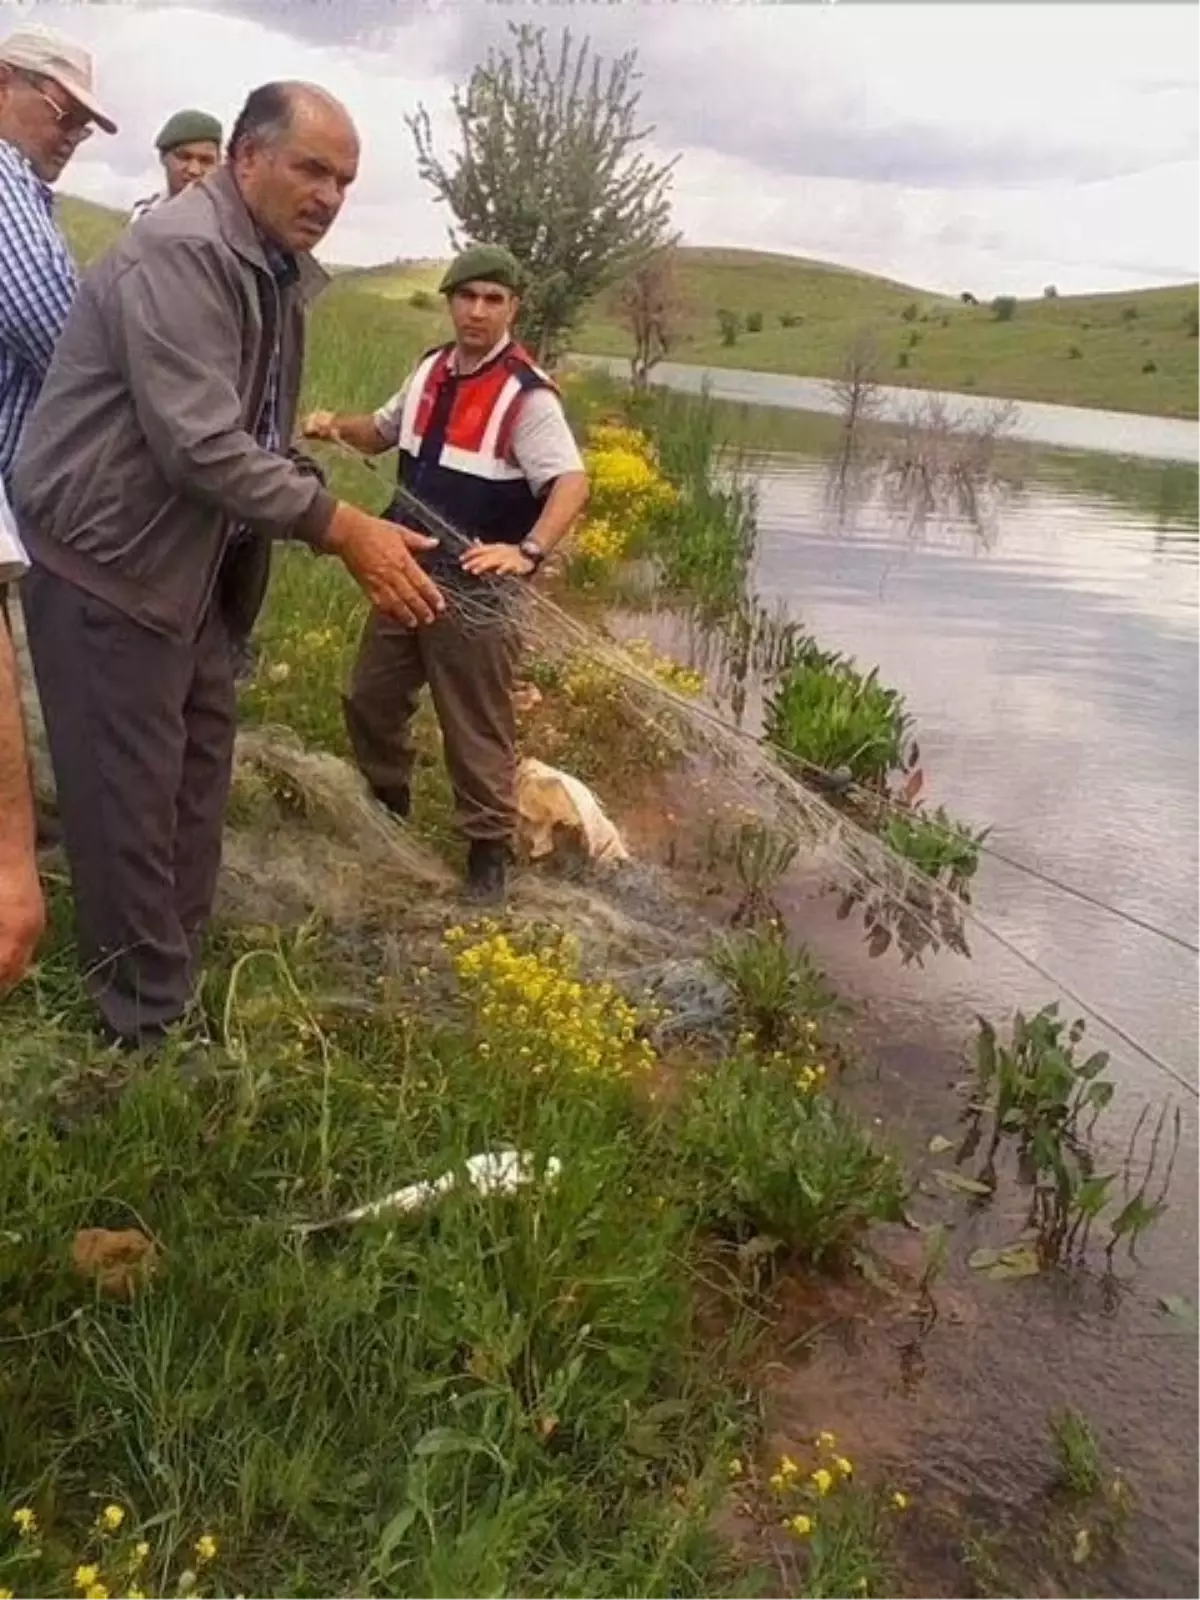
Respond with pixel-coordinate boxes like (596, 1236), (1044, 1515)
(788, 1513), (813, 1537)
(891, 1491), (910, 1511)
(12, 1507), (37, 1536)
(85, 1586), (109, 1600)
(816, 1430), (836, 1447)
(778, 1453), (799, 1477)
(835, 1456), (854, 1478)
(99, 1503), (126, 1532)
(726, 1457), (743, 1477)
(128, 1591), (147, 1599)
(73, 1566), (100, 1592)
(133, 1542), (150, 1564)
(812, 1467), (834, 1495)
(195, 1533), (218, 1563)
(0, 1587), (13, 1599)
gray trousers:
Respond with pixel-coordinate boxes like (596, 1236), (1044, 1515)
(21, 567), (236, 1047)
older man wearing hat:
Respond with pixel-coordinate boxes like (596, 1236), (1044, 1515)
(130, 108), (222, 222)
(303, 243), (589, 903)
(0, 25), (116, 490)
(0, 25), (116, 994)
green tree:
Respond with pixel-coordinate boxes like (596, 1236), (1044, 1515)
(409, 24), (678, 365)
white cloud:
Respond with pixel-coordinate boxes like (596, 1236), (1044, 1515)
(17, 0), (1199, 291)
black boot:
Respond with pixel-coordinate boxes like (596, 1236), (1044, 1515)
(465, 839), (509, 904)
(371, 783), (411, 821)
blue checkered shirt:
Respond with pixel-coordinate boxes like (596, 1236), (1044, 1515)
(0, 139), (79, 493)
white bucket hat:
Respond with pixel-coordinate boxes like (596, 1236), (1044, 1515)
(0, 25), (117, 134)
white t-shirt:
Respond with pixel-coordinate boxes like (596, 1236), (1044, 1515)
(372, 340), (584, 497)
(0, 474), (28, 584)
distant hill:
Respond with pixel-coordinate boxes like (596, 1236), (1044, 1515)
(56, 198), (1199, 419)
(57, 194), (127, 264)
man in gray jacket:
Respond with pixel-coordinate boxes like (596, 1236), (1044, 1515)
(14, 80), (444, 1051)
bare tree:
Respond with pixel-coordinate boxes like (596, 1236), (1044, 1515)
(614, 246), (685, 390)
(825, 329), (1022, 543)
(409, 24), (678, 366)
(826, 329), (884, 520)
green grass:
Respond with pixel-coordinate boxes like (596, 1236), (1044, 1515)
(56, 194), (128, 264)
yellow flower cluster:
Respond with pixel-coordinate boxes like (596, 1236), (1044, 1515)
(4, 1503), (217, 1600)
(587, 423), (655, 459)
(584, 442), (667, 506)
(568, 420), (679, 581)
(445, 923), (656, 1080)
(623, 638), (706, 697)
(573, 515), (630, 565)
(560, 642), (703, 710)
(763, 1432), (911, 1550)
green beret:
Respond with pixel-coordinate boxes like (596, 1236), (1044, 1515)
(155, 109), (223, 153)
(439, 244), (523, 296)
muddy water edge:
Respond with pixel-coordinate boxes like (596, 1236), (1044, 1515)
(608, 430), (1198, 1597)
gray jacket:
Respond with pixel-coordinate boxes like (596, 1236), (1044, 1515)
(13, 166), (337, 640)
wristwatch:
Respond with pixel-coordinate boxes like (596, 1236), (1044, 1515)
(518, 538), (546, 572)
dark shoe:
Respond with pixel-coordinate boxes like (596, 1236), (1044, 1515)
(371, 783), (411, 821)
(465, 840), (509, 904)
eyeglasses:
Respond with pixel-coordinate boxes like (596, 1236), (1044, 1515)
(20, 72), (94, 140)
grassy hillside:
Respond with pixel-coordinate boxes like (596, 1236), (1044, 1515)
(57, 198), (1198, 418)
(355, 247), (1199, 419)
(56, 193), (127, 264)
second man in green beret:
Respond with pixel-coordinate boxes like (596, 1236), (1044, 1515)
(303, 244), (590, 904)
(130, 108), (222, 222)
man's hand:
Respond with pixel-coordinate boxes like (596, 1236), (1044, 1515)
(460, 542), (536, 579)
(302, 409), (340, 442)
(324, 504), (445, 627)
(0, 851), (45, 994)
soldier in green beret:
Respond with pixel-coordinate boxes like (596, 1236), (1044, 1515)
(130, 108), (222, 221)
(304, 243), (590, 904)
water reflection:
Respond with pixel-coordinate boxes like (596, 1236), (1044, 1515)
(749, 452), (1198, 1106)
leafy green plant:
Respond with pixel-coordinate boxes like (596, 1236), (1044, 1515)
(716, 307), (740, 346)
(725, 820), (800, 928)
(707, 923), (837, 1049)
(881, 805), (987, 897)
(764, 641), (915, 788)
(779, 311), (803, 329)
(991, 296), (1018, 322)
(676, 1051), (906, 1264)
(957, 1006), (1177, 1267)
(408, 288), (437, 311)
(744, 310), (764, 334)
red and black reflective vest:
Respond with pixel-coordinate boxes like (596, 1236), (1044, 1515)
(385, 339), (557, 559)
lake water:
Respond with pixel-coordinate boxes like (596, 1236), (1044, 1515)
(572, 353), (1200, 464)
(752, 446), (1198, 1594)
(753, 453), (1198, 1111)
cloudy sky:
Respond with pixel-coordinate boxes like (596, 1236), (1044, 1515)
(17, 0), (1199, 295)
